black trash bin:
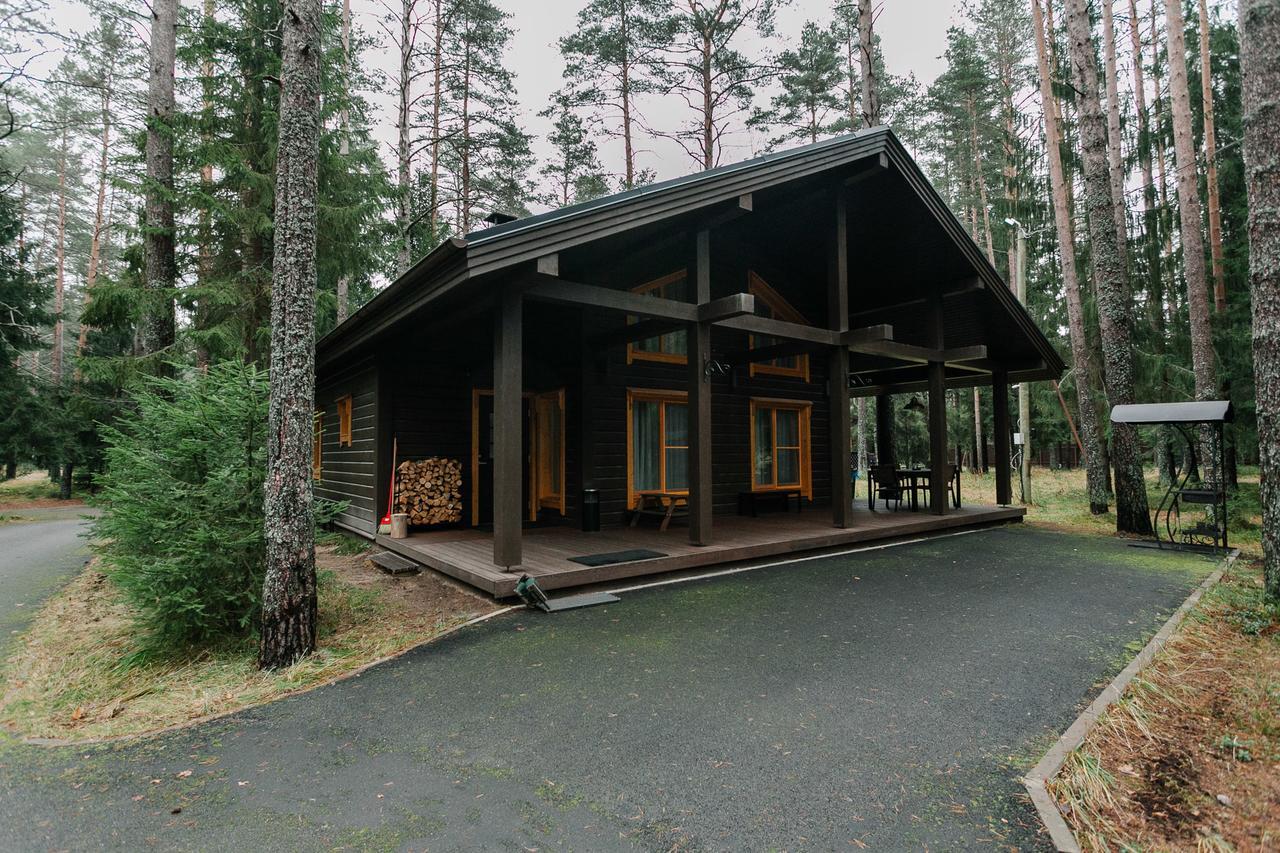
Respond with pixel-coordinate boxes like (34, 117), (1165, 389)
(581, 488), (600, 532)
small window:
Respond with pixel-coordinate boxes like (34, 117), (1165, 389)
(336, 395), (353, 447)
(535, 389), (566, 513)
(626, 389), (689, 507)
(312, 412), (323, 480)
(627, 271), (689, 365)
(747, 271), (810, 381)
(750, 399), (812, 498)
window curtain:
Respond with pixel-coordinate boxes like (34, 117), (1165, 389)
(665, 402), (688, 489)
(754, 407), (773, 486)
(633, 400), (660, 490)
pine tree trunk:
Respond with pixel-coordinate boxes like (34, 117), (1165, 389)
(1198, 0), (1226, 312)
(141, 0), (177, 359)
(53, 124), (66, 385)
(1064, 0), (1153, 534)
(77, 80), (112, 371)
(1101, 0), (1130, 257)
(1150, 2), (1175, 263)
(858, 0), (878, 127)
(396, 0), (414, 273)
(59, 462), (73, 501)
(196, 0), (214, 371)
(1032, 0), (1111, 515)
(973, 387), (984, 473)
(1239, 0), (1280, 602)
(429, 0), (444, 235)
(259, 0), (321, 670)
(336, 0), (351, 323)
(1165, 0), (1218, 479)
(620, 0), (635, 189)
(701, 33), (714, 169)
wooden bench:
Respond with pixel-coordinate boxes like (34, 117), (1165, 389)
(629, 492), (689, 532)
(737, 489), (803, 517)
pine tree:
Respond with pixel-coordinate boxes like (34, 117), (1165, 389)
(1063, 0), (1152, 533)
(1197, 0), (1226, 312)
(141, 0), (177, 362)
(748, 21), (842, 147)
(1240, 0), (1280, 602)
(260, 0), (322, 669)
(539, 94), (608, 207)
(661, 0), (783, 169)
(559, 0), (670, 190)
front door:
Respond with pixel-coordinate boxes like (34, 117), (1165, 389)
(473, 391), (532, 527)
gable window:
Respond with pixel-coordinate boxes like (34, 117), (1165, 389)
(627, 389), (688, 507)
(747, 271), (810, 381)
(534, 389), (566, 513)
(312, 412), (323, 480)
(627, 271), (689, 364)
(336, 395), (353, 447)
(749, 398), (812, 498)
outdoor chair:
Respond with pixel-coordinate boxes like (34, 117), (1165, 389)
(868, 465), (904, 512)
(944, 463), (961, 508)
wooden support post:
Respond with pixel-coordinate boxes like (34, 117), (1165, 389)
(688, 229), (713, 546)
(875, 392), (896, 469)
(829, 193), (853, 528)
(927, 297), (948, 515)
(993, 367), (1012, 506)
(493, 286), (523, 568)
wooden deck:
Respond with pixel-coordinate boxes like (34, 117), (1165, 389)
(374, 503), (1026, 598)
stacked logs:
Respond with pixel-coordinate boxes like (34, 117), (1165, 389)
(395, 458), (463, 526)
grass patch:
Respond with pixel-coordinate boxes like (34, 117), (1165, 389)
(1046, 557), (1280, 851)
(0, 545), (498, 742)
(0, 472), (82, 506)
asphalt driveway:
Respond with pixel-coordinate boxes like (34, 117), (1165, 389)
(0, 526), (1216, 851)
(0, 506), (95, 653)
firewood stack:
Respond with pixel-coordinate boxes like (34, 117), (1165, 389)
(394, 458), (463, 526)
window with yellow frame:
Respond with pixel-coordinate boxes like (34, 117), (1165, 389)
(627, 271), (689, 364)
(747, 271), (810, 381)
(336, 395), (353, 446)
(534, 389), (566, 513)
(626, 388), (689, 508)
(749, 398), (812, 498)
(312, 412), (323, 480)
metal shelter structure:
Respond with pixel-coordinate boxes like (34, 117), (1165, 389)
(1110, 401), (1233, 551)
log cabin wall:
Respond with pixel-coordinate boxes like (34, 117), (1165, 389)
(315, 357), (378, 533)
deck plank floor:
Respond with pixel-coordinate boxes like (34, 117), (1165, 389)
(374, 503), (1026, 598)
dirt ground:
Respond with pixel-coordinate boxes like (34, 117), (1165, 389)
(1050, 558), (1280, 851)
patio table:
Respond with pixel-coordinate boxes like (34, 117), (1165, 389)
(899, 468), (931, 511)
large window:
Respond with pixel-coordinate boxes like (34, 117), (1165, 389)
(627, 389), (689, 506)
(627, 271), (689, 364)
(534, 389), (566, 513)
(750, 399), (812, 497)
(747, 271), (810, 380)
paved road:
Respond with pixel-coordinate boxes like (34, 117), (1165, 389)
(0, 526), (1215, 851)
(0, 506), (95, 651)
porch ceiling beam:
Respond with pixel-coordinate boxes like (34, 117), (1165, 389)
(718, 314), (839, 346)
(848, 339), (988, 365)
(843, 151), (889, 186)
(847, 277), (985, 319)
(526, 275), (699, 322)
(839, 323), (893, 346)
(698, 292), (755, 323)
(700, 192), (754, 229)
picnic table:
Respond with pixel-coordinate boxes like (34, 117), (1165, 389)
(629, 492), (688, 532)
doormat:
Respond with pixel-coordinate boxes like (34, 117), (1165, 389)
(568, 548), (667, 567)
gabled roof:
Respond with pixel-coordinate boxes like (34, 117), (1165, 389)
(318, 127), (1065, 384)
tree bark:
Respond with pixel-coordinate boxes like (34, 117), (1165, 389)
(1240, 0), (1280, 602)
(1198, 0), (1226, 312)
(429, 0), (445, 234)
(53, 123), (66, 385)
(141, 0), (177, 360)
(196, 0), (214, 371)
(1064, 0), (1152, 534)
(1166, 0), (1218, 477)
(77, 71), (113, 372)
(396, 0), (415, 273)
(1101, 0), (1130, 257)
(1032, 0), (1110, 515)
(857, 0), (878, 127)
(260, 0), (321, 670)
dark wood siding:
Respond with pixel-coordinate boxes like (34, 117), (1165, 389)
(316, 358), (378, 533)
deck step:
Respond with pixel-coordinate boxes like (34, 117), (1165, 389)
(370, 551), (422, 575)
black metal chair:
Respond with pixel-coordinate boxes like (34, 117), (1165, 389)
(868, 465), (904, 511)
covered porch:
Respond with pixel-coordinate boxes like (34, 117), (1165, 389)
(375, 502), (1026, 597)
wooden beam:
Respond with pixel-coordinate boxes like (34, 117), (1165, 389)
(536, 253), (559, 276)
(719, 314), (839, 346)
(927, 298), (948, 516)
(849, 339), (988, 365)
(843, 151), (889, 186)
(701, 193), (754, 229)
(848, 278), (985, 318)
(993, 367), (1012, 505)
(526, 276), (698, 322)
(697, 292), (755, 323)
(840, 324), (893, 346)
(492, 284), (523, 568)
(688, 229), (713, 546)
(829, 192), (853, 528)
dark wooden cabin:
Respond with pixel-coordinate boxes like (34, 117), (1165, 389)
(314, 128), (1064, 596)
